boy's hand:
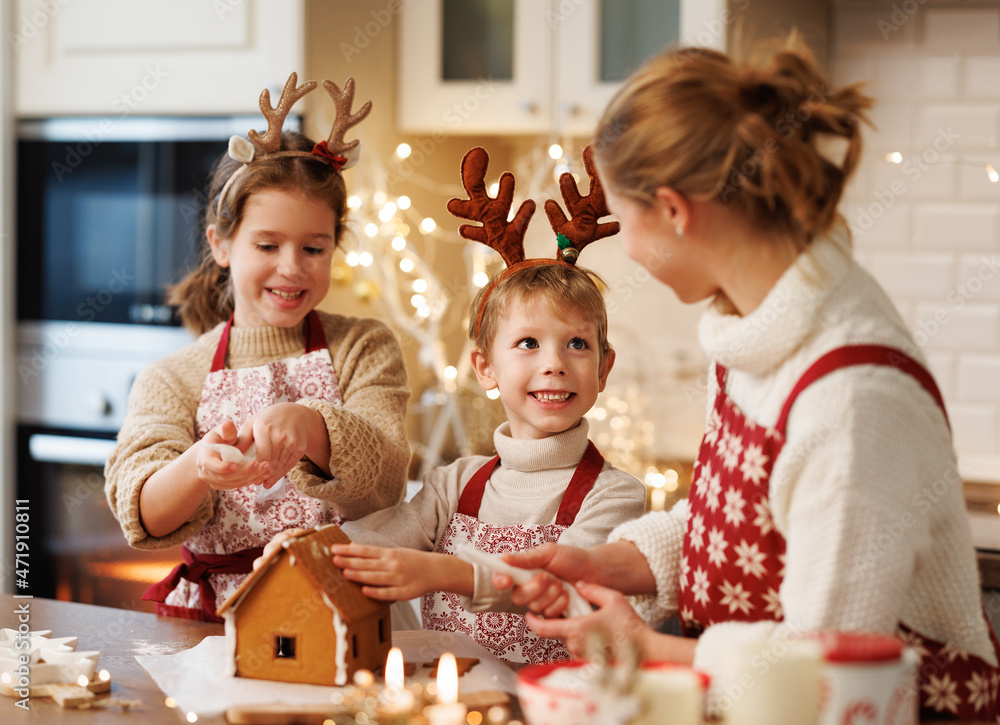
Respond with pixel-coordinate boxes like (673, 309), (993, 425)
(331, 544), (473, 601)
(196, 420), (262, 491)
(254, 528), (311, 571)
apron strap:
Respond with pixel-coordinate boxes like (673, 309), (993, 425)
(143, 545), (263, 619)
(455, 441), (605, 526)
(554, 441), (604, 526)
(210, 310), (328, 373)
(456, 455), (501, 517)
(774, 344), (949, 435)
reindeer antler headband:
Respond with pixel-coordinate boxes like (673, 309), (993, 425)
(216, 72), (372, 216)
(448, 145), (620, 338)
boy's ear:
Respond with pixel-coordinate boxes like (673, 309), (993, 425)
(597, 349), (616, 393)
(207, 224), (231, 267)
(471, 347), (498, 392)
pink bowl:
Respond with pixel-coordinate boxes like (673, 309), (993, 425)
(516, 661), (710, 725)
(517, 661), (596, 725)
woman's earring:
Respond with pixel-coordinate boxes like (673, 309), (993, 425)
(675, 225), (684, 238)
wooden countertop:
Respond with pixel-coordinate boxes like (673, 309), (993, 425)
(2, 594), (995, 725)
(2, 593), (224, 724)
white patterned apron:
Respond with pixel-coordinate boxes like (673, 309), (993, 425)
(421, 441), (604, 664)
(143, 311), (345, 621)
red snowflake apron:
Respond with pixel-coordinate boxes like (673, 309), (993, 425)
(144, 311), (345, 622)
(421, 441), (605, 664)
(679, 344), (1000, 721)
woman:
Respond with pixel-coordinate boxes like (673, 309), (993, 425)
(497, 36), (1000, 720)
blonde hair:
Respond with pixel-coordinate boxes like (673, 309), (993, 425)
(594, 34), (872, 244)
(169, 131), (348, 334)
(469, 264), (611, 365)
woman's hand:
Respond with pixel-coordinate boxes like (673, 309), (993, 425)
(239, 402), (331, 488)
(195, 420), (261, 491)
(527, 581), (697, 664)
(253, 528), (311, 571)
(492, 543), (594, 618)
(331, 544), (473, 601)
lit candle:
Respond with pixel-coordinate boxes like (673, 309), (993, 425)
(381, 647), (415, 715)
(425, 653), (468, 725)
(385, 647), (404, 694)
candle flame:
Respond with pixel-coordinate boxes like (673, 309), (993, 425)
(385, 647), (404, 693)
(437, 652), (459, 704)
(99, 669), (110, 681)
(77, 675), (89, 686)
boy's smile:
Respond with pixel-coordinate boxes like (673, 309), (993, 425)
(472, 298), (614, 440)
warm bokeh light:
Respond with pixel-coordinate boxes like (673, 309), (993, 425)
(396, 143), (412, 159)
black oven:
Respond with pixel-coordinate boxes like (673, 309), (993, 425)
(14, 117), (265, 608)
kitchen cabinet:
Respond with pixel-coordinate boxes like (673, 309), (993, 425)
(12, 0), (303, 116)
(397, 0), (829, 136)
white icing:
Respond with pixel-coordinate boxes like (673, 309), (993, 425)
(332, 608), (348, 686)
(223, 612), (238, 677)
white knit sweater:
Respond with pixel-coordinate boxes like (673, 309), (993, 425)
(610, 228), (996, 692)
(343, 419), (646, 613)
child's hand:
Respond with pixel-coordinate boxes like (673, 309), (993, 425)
(196, 420), (261, 490)
(239, 402), (328, 489)
(331, 544), (472, 601)
(253, 528), (311, 571)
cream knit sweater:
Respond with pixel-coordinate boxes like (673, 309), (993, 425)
(105, 312), (411, 548)
(610, 229), (996, 690)
(342, 419), (647, 613)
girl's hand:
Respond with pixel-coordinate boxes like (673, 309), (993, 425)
(331, 544), (472, 601)
(239, 402), (329, 489)
(525, 581), (653, 659)
(492, 543), (593, 617)
(196, 420), (261, 491)
(253, 528), (311, 571)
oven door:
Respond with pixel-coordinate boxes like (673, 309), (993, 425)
(18, 426), (180, 610)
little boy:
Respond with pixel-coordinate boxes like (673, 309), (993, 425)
(260, 146), (646, 664)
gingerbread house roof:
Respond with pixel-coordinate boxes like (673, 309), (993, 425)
(216, 525), (385, 623)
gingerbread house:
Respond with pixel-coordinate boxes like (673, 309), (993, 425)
(217, 526), (392, 686)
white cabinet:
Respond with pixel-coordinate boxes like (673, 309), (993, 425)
(13, 0), (303, 116)
(398, 0), (728, 136)
(398, 0), (830, 136)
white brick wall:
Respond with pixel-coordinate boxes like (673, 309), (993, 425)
(834, 3), (1000, 481)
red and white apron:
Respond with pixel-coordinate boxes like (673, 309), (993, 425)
(144, 311), (345, 622)
(679, 344), (1000, 721)
(421, 442), (605, 664)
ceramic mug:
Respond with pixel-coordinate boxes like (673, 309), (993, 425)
(815, 632), (919, 725)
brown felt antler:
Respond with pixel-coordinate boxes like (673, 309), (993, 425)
(322, 78), (373, 159)
(544, 145), (620, 263)
(446, 147), (536, 267)
(247, 73), (317, 156)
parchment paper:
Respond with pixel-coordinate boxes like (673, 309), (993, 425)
(135, 630), (519, 717)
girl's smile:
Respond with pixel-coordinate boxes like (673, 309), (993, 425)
(208, 189), (337, 328)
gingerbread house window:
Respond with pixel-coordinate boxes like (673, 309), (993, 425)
(378, 618), (385, 644)
(275, 635), (297, 660)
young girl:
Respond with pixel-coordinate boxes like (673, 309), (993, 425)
(104, 75), (411, 622)
(259, 147), (646, 664)
(498, 37), (1000, 719)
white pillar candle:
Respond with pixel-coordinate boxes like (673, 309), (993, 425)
(632, 665), (704, 725)
(425, 653), (468, 725)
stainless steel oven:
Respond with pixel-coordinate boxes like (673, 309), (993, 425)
(14, 116), (270, 608)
